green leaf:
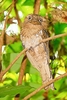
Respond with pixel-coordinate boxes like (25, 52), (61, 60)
(39, 4), (46, 16)
(0, 83), (45, 99)
(48, 89), (55, 100)
(54, 77), (67, 91)
(17, 0), (34, 16)
(4, 72), (18, 82)
(0, 85), (31, 98)
(0, 95), (11, 100)
(0, 0), (12, 12)
(0, 15), (4, 21)
(54, 23), (67, 34)
(2, 53), (24, 72)
(63, 37), (67, 50)
(10, 8), (16, 17)
(6, 41), (23, 53)
(50, 59), (59, 69)
(51, 38), (62, 51)
(21, 6), (33, 15)
(56, 91), (67, 99)
(30, 90), (44, 100)
(61, 55), (67, 66)
(2, 53), (10, 69)
(17, 0), (26, 4)
(29, 83), (44, 100)
(22, 0), (34, 6)
(51, 23), (67, 51)
(47, 0), (56, 4)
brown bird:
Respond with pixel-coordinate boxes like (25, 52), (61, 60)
(20, 14), (53, 89)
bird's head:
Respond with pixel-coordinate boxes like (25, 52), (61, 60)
(23, 14), (48, 29)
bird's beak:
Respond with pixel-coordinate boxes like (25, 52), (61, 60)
(31, 19), (40, 25)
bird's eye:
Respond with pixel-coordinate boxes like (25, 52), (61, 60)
(27, 15), (32, 20)
(39, 18), (43, 23)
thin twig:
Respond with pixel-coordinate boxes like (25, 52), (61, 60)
(40, 33), (67, 44)
(33, 0), (41, 14)
(0, 3), (13, 46)
(2, 3), (13, 36)
(44, 0), (48, 9)
(14, 55), (27, 100)
(0, 49), (27, 80)
(0, 2), (14, 80)
(23, 72), (67, 100)
(0, 33), (67, 80)
(18, 55), (27, 85)
(0, 4), (12, 14)
(13, 0), (22, 27)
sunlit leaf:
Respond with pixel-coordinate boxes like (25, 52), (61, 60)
(17, 0), (26, 4)
(22, 0), (34, 6)
(0, 95), (11, 100)
(21, 6), (33, 15)
(54, 23), (67, 34)
(0, 0), (12, 12)
(56, 91), (67, 99)
(0, 85), (31, 98)
(6, 41), (23, 53)
(54, 77), (67, 91)
(2, 53), (24, 72)
(39, 4), (46, 16)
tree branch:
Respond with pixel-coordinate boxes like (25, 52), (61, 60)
(13, 0), (22, 27)
(44, 0), (48, 9)
(18, 55), (27, 85)
(33, 0), (41, 14)
(0, 2), (14, 80)
(0, 48), (27, 80)
(1, 3), (14, 45)
(40, 33), (67, 45)
(14, 55), (27, 100)
(0, 4), (12, 14)
(23, 72), (67, 100)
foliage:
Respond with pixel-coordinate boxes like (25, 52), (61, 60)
(0, 0), (67, 100)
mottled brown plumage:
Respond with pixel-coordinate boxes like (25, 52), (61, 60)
(20, 14), (53, 89)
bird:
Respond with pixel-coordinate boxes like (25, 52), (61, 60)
(20, 14), (53, 89)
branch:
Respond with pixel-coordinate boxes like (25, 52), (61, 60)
(14, 55), (27, 100)
(13, 0), (22, 27)
(40, 33), (67, 44)
(0, 4), (12, 14)
(5, 34), (20, 45)
(0, 2), (14, 51)
(0, 33), (67, 80)
(0, 2), (14, 80)
(23, 72), (67, 100)
(18, 55), (27, 85)
(44, 0), (48, 9)
(1, 3), (14, 45)
(0, 3), (13, 50)
(33, 0), (41, 14)
(0, 49), (27, 80)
